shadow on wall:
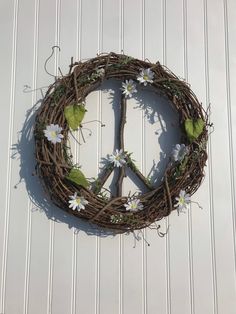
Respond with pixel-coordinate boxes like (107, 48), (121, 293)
(12, 79), (180, 236)
(12, 101), (113, 237)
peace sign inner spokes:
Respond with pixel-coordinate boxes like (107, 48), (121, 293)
(92, 91), (153, 197)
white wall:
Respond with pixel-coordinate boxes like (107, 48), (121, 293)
(0, 0), (236, 313)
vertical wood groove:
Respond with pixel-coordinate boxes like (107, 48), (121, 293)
(183, 1), (195, 313)
(223, 0), (236, 285)
(95, 236), (100, 314)
(23, 0), (40, 313)
(47, 221), (55, 314)
(0, 0), (19, 312)
(119, 1), (124, 313)
(70, 1), (82, 313)
(141, 1), (147, 314)
(71, 231), (77, 314)
(162, 0), (171, 313)
(119, 0), (124, 53)
(203, 0), (218, 313)
(78, 0), (82, 61)
(47, 1), (61, 313)
(23, 193), (32, 314)
(119, 235), (123, 314)
(95, 1), (103, 314)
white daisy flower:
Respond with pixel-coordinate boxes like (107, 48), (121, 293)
(108, 149), (126, 167)
(121, 79), (137, 98)
(96, 68), (105, 77)
(172, 144), (188, 162)
(174, 190), (191, 214)
(43, 124), (64, 144)
(68, 192), (88, 211)
(137, 68), (154, 86)
(124, 197), (144, 212)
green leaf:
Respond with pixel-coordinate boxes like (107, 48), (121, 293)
(64, 104), (87, 131)
(66, 168), (89, 188)
(184, 118), (205, 142)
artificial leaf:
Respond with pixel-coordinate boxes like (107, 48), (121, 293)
(184, 118), (205, 142)
(64, 103), (86, 131)
(66, 168), (89, 188)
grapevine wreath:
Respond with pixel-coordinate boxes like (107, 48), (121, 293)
(34, 52), (208, 232)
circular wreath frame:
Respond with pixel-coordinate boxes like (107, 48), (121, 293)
(34, 52), (208, 232)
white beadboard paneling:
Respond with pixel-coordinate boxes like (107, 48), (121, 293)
(52, 223), (73, 314)
(187, 1), (215, 314)
(0, 0), (16, 313)
(3, 0), (36, 313)
(227, 0), (236, 282)
(102, 0), (120, 53)
(59, 0), (78, 74)
(80, 0), (100, 58)
(0, 0), (236, 314)
(165, 1), (191, 314)
(207, 0), (236, 313)
(27, 0), (58, 313)
(76, 232), (97, 314)
(123, 0), (142, 58)
(144, 0), (163, 63)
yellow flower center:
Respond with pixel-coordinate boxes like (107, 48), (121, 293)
(115, 155), (121, 160)
(76, 198), (81, 205)
(50, 131), (57, 138)
(127, 85), (132, 91)
(179, 197), (185, 204)
(143, 75), (148, 81)
(131, 203), (137, 209)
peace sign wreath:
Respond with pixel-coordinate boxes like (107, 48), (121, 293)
(34, 52), (208, 232)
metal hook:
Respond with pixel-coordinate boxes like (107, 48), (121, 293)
(44, 45), (61, 79)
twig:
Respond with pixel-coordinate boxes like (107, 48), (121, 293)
(69, 57), (74, 74)
(46, 147), (64, 177)
(73, 69), (79, 102)
(117, 167), (126, 196)
(89, 196), (125, 222)
(117, 95), (127, 196)
(105, 52), (112, 72)
(164, 174), (172, 214)
(127, 159), (153, 191)
(36, 158), (71, 169)
(91, 167), (114, 194)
